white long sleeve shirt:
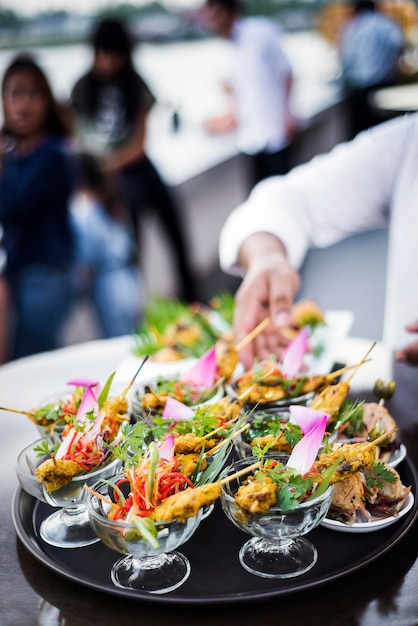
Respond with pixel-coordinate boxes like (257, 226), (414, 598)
(230, 17), (293, 154)
(219, 113), (418, 349)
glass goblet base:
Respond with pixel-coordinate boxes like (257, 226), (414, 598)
(40, 505), (100, 548)
(111, 552), (191, 594)
(239, 536), (318, 579)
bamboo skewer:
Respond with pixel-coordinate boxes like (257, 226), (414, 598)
(345, 341), (376, 385)
(217, 461), (261, 486)
(0, 405), (35, 418)
(1, 358), (150, 420)
(120, 355), (149, 398)
(234, 317), (271, 352)
(200, 415), (241, 440)
(205, 423), (250, 456)
(323, 359), (372, 383)
(237, 367), (277, 403)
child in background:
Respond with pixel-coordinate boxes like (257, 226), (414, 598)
(70, 152), (143, 337)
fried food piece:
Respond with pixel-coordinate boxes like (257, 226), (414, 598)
(102, 395), (129, 420)
(363, 402), (397, 442)
(164, 320), (203, 347)
(35, 458), (83, 493)
(214, 396), (242, 420)
(234, 368), (333, 404)
(174, 433), (216, 454)
(141, 388), (166, 411)
(292, 299), (325, 328)
(150, 483), (221, 522)
(310, 381), (350, 418)
(332, 473), (364, 512)
(234, 475), (277, 515)
(215, 337), (239, 381)
(251, 433), (293, 454)
(315, 440), (379, 483)
(280, 299), (325, 340)
(364, 464), (410, 515)
(176, 453), (208, 476)
(151, 346), (185, 362)
(328, 472), (366, 524)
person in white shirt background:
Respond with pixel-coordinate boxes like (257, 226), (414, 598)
(339, 0), (405, 138)
(203, 0), (297, 186)
(219, 112), (418, 369)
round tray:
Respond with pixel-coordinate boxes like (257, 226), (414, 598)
(12, 458), (418, 606)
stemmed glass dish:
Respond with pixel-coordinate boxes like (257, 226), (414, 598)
(234, 408), (295, 459)
(16, 438), (120, 548)
(86, 477), (203, 594)
(220, 455), (333, 579)
(34, 390), (80, 440)
(131, 374), (224, 422)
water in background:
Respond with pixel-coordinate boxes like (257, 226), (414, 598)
(0, 32), (341, 129)
(0, 32), (343, 343)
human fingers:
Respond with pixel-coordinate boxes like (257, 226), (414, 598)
(395, 339), (418, 366)
(405, 321), (418, 333)
(268, 263), (299, 333)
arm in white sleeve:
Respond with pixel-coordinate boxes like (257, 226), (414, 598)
(219, 114), (413, 275)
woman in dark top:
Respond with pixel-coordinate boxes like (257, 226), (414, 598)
(0, 55), (75, 359)
(71, 17), (198, 303)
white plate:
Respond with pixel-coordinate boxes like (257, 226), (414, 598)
(389, 443), (407, 468)
(304, 310), (354, 375)
(321, 491), (414, 533)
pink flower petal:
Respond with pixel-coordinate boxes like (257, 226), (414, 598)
(158, 435), (175, 461)
(180, 346), (217, 388)
(289, 405), (330, 435)
(67, 378), (100, 389)
(281, 327), (309, 378)
(286, 414), (328, 475)
(77, 385), (99, 421)
(163, 397), (194, 421)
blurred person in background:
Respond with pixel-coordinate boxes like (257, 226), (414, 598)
(70, 152), (144, 338)
(70, 17), (198, 304)
(203, 0), (297, 186)
(219, 113), (418, 369)
(0, 54), (75, 360)
(339, 0), (406, 138)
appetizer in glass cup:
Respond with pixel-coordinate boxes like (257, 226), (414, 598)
(15, 377), (128, 548)
(85, 433), (231, 593)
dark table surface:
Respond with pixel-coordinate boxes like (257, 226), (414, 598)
(1, 337), (418, 626)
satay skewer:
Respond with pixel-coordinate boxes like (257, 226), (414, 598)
(217, 460), (261, 486)
(119, 355), (149, 398)
(0, 405), (36, 418)
(200, 415), (241, 440)
(234, 317), (271, 352)
(236, 366), (277, 403)
(344, 341), (376, 385)
(205, 423), (250, 456)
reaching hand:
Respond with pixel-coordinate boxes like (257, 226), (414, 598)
(233, 234), (300, 369)
(395, 322), (418, 366)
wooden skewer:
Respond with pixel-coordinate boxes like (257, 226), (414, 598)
(120, 355), (149, 398)
(201, 414), (241, 440)
(0, 405), (35, 418)
(234, 317), (271, 352)
(324, 359), (372, 383)
(345, 341), (376, 385)
(237, 366), (277, 403)
(365, 427), (398, 448)
(217, 460), (261, 486)
(205, 423), (250, 456)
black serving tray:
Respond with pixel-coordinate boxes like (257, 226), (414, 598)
(12, 458), (418, 606)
